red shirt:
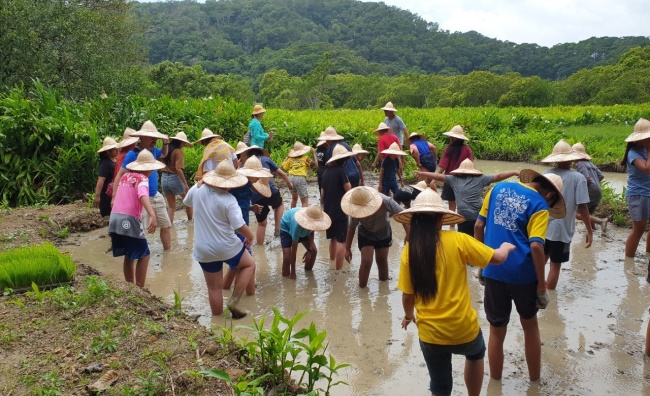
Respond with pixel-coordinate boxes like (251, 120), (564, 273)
(378, 133), (400, 159)
(439, 145), (473, 174)
(113, 144), (136, 184)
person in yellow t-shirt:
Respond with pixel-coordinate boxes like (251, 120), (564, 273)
(395, 188), (515, 396)
(281, 141), (317, 208)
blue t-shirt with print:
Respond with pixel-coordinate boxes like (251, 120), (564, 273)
(280, 207), (311, 242)
(122, 147), (162, 197)
(251, 156), (280, 203)
(626, 147), (650, 197)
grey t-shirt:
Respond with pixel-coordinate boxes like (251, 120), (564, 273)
(384, 116), (407, 146)
(444, 174), (494, 220)
(574, 160), (604, 198)
(544, 168), (590, 243)
(349, 194), (403, 240)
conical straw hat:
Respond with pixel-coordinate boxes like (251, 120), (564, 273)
(288, 141), (311, 157)
(237, 155), (273, 178)
(341, 186), (384, 218)
(373, 122), (390, 133)
(294, 204), (332, 231)
(352, 144), (369, 154)
(571, 142), (591, 160)
(541, 139), (585, 163)
(97, 137), (118, 153)
(234, 141), (261, 155)
(393, 188), (465, 225)
(117, 127), (138, 148)
(451, 159), (483, 175)
(625, 118), (650, 142)
(326, 144), (356, 164)
(380, 101), (397, 112)
(411, 180), (428, 192)
(125, 149), (166, 171)
(408, 132), (425, 140)
(202, 160), (248, 189)
(318, 126), (345, 141)
(519, 169), (566, 219)
(252, 177), (272, 198)
(442, 125), (469, 141)
(380, 142), (407, 156)
(131, 120), (168, 139)
(252, 104), (266, 115)
(170, 131), (193, 147)
(195, 128), (222, 143)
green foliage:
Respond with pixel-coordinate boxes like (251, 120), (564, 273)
(199, 369), (269, 396)
(90, 330), (118, 354)
(0, 243), (76, 291)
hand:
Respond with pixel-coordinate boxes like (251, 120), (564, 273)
(251, 204), (263, 215)
(196, 180), (204, 189)
(399, 180), (405, 188)
(401, 316), (415, 329)
(413, 171), (420, 177)
(536, 288), (550, 309)
(344, 248), (352, 263)
(93, 196), (100, 208)
(147, 217), (158, 233)
(371, 161), (377, 169)
(243, 238), (252, 249)
(162, 138), (170, 144)
(287, 182), (294, 191)
(500, 242), (516, 253)
(184, 184), (190, 193)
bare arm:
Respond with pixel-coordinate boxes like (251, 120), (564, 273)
(429, 143), (438, 161)
(343, 182), (351, 192)
(355, 160), (365, 186)
(112, 167), (127, 202)
(401, 293), (415, 329)
(474, 218), (485, 242)
(160, 140), (170, 159)
(140, 196), (157, 233)
(577, 203), (593, 248)
(414, 170), (445, 182)
(93, 177), (106, 208)
(372, 151), (381, 169)
(378, 166), (384, 191)
(274, 168), (294, 191)
(489, 242), (516, 264)
(530, 241), (547, 290)
(235, 224), (255, 247)
(410, 144), (421, 167)
(492, 170), (520, 183)
(344, 226), (356, 263)
(632, 157), (650, 174)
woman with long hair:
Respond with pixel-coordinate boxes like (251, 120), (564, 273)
(395, 188), (514, 396)
(94, 137), (118, 217)
(437, 125), (473, 214)
(161, 132), (193, 223)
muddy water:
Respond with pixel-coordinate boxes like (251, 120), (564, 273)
(64, 162), (650, 395)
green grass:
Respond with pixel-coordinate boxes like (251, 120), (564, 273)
(0, 243), (76, 291)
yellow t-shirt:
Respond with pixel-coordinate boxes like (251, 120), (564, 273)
(281, 155), (312, 177)
(397, 231), (494, 345)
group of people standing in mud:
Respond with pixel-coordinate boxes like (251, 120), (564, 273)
(95, 100), (650, 395)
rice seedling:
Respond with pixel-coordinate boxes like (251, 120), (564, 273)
(0, 243), (76, 291)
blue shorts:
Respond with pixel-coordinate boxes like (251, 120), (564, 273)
(280, 230), (310, 248)
(381, 181), (399, 197)
(419, 330), (486, 396)
(161, 172), (185, 195)
(199, 245), (246, 273)
(110, 233), (150, 260)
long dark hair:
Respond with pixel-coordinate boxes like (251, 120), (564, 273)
(444, 138), (466, 167)
(620, 142), (635, 170)
(408, 213), (442, 303)
(163, 139), (182, 165)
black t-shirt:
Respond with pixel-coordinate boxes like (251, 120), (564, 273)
(316, 145), (328, 173)
(98, 157), (115, 197)
(322, 166), (349, 220)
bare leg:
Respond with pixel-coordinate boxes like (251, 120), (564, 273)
(290, 192), (298, 209)
(245, 266), (256, 296)
(464, 358), (484, 396)
(164, 193), (176, 224)
(625, 220), (648, 257)
(135, 255), (150, 288)
(202, 269), (225, 316)
(334, 241), (346, 270)
(282, 247), (292, 277)
(520, 316), (541, 381)
(228, 250), (255, 319)
(546, 261), (562, 290)
(223, 269), (235, 290)
(256, 219), (267, 245)
(358, 246), (375, 288)
(273, 204), (284, 236)
(329, 238), (336, 260)
(300, 196), (309, 208)
(160, 227), (171, 251)
(375, 247), (390, 282)
(488, 325), (507, 380)
(645, 319), (650, 357)
(123, 257), (135, 284)
(302, 239), (317, 271)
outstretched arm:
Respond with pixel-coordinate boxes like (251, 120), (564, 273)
(492, 170), (520, 183)
(413, 170), (445, 182)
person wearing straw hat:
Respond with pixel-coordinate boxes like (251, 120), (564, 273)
(161, 131), (193, 223)
(113, 127), (138, 185)
(352, 143), (370, 163)
(281, 141), (317, 208)
(379, 142), (407, 197)
(280, 205), (331, 280)
(322, 144), (356, 270)
(371, 122), (400, 170)
(233, 141), (261, 165)
(393, 180), (430, 209)
(572, 142), (608, 233)
(183, 161), (256, 319)
(109, 149), (165, 288)
(315, 132), (329, 196)
(620, 118), (650, 258)
(381, 101), (408, 148)
(474, 169), (566, 382)
(248, 105), (273, 149)
(321, 126), (365, 188)
(541, 139), (592, 290)
(113, 120), (173, 251)
(396, 188), (516, 396)
(195, 128), (237, 181)
(94, 137), (118, 217)
(415, 159), (519, 235)
(408, 132), (438, 178)
(342, 186), (407, 288)
(438, 125), (474, 215)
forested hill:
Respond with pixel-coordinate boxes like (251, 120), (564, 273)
(133, 0), (650, 80)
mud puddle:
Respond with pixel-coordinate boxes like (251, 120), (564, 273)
(64, 166), (650, 395)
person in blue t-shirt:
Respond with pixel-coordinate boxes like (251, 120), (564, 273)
(320, 126), (365, 188)
(379, 143), (406, 197)
(474, 169), (565, 383)
(280, 205), (331, 280)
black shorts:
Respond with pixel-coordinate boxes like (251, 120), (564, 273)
(358, 232), (392, 249)
(441, 183), (455, 201)
(253, 191), (283, 223)
(457, 219), (476, 236)
(544, 239), (570, 264)
(484, 278), (538, 327)
(326, 217), (348, 243)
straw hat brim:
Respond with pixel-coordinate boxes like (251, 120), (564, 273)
(196, 135), (222, 143)
(451, 168), (483, 175)
(442, 131), (469, 141)
(126, 160), (166, 172)
(252, 109), (266, 115)
(411, 183), (427, 192)
(316, 140), (327, 147)
(97, 144), (118, 153)
(540, 152), (585, 163)
(373, 127), (390, 134)
(577, 152), (592, 160)
(319, 134), (345, 141)
(380, 149), (407, 156)
(131, 131), (168, 139)
(393, 207), (465, 225)
(202, 171), (249, 189)
(288, 148), (311, 158)
(294, 208), (332, 232)
(235, 144), (260, 155)
(381, 106), (397, 112)
(625, 131), (650, 142)
(252, 179), (272, 198)
(519, 169), (566, 219)
(237, 168), (273, 178)
(117, 137), (139, 149)
(340, 187), (384, 218)
(408, 133), (424, 140)
(326, 151), (356, 164)
(170, 136), (193, 147)
(353, 149), (369, 154)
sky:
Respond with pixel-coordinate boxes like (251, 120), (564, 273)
(379, 0), (649, 47)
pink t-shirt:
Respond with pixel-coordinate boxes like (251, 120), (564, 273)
(112, 173), (149, 218)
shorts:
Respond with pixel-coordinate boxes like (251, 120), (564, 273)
(419, 330), (486, 396)
(393, 188), (415, 205)
(441, 183), (455, 201)
(419, 153), (437, 172)
(280, 231), (310, 248)
(457, 219), (476, 236)
(627, 195), (650, 222)
(161, 172), (185, 195)
(253, 191), (283, 223)
(381, 181), (399, 197)
(544, 239), (571, 264)
(326, 217), (348, 243)
(358, 232), (392, 249)
(199, 245), (246, 273)
(484, 278), (538, 326)
(289, 175), (308, 199)
(110, 233), (150, 260)
(142, 192), (172, 228)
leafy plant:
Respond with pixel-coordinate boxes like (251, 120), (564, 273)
(172, 289), (184, 312)
(90, 330), (118, 354)
(55, 227), (69, 239)
(25, 282), (51, 303)
(199, 369), (269, 396)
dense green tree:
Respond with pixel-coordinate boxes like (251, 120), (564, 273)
(498, 76), (554, 107)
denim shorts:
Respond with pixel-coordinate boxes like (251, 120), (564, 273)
(381, 182), (399, 197)
(110, 234), (150, 260)
(161, 172), (185, 195)
(627, 195), (650, 222)
(419, 330), (486, 396)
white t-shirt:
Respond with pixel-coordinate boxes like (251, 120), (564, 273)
(183, 184), (245, 262)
